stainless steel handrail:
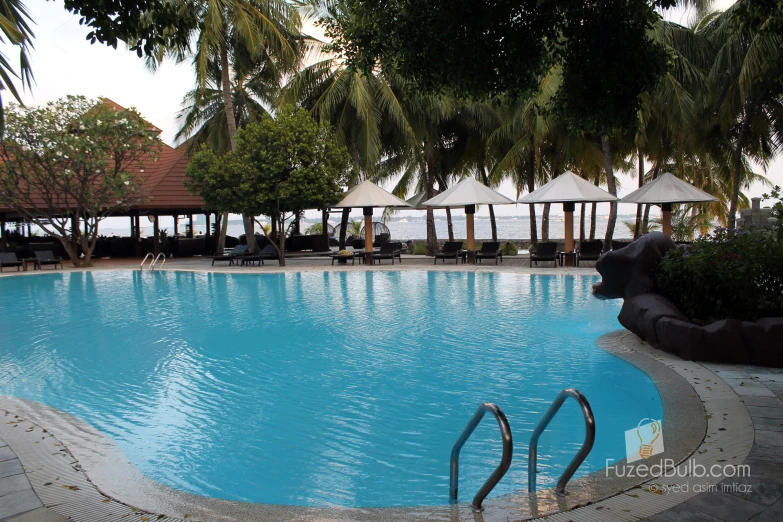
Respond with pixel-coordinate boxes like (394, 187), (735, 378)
(450, 402), (513, 512)
(139, 253), (154, 270)
(151, 253), (166, 270)
(528, 388), (595, 496)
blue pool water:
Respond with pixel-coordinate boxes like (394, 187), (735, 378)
(0, 271), (662, 508)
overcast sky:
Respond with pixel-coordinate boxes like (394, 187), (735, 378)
(9, 0), (780, 219)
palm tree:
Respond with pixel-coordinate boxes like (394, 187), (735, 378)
(0, 0), (34, 129)
(158, 0), (302, 250)
(698, 5), (783, 228)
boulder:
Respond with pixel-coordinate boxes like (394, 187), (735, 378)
(593, 232), (677, 300)
(655, 317), (707, 360)
(618, 293), (687, 347)
(700, 319), (750, 364)
(742, 318), (783, 367)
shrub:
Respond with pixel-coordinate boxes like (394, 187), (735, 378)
(656, 227), (783, 324)
(413, 242), (428, 255)
(501, 242), (519, 256)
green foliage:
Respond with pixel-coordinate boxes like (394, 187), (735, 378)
(656, 227), (783, 323)
(0, 0), (35, 126)
(331, 0), (676, 134)
(763, 185), (783, 241)
(412, 242), (427, 255)
(501, 242), (518, 256)
(0, 96), (162, 265)
(186, 107), (351, 263)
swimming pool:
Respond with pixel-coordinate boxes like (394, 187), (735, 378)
(0, 271), (662, 508)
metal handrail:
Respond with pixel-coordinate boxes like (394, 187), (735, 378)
(528, 388), (595, 496)
(450, 402), (513, 512)
(151, 253), (166, 270)
(139, 253), (154, 270)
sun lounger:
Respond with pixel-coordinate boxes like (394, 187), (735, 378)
(612, 240), (632, 251)
(34, 251), (63, 270)
(241, 244), (279, 266)
(434, 241), (465, 264)
(576, 240), (603, 266)
(371, 242), (403, 265)
(474, 242), (502, 264)
(0, 253), (24, 272)
(529, 242), (557, 267)
(211, 245), (249, 266)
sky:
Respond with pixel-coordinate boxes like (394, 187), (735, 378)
(7, 0), (781, 222)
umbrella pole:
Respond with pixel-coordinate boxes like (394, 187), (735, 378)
(364, 207), (373, 265)
(563, 203), (575, 267)
(661, 203), (672, 237)
(465, 204), (476, 264)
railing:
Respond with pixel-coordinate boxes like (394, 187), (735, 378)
(528, 388), (595, 496)
(151, 253), (166, 270)
(450, 402), (513, 512)
(139, 253), (154, 270)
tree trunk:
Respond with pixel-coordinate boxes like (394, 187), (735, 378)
(218, 212), (229, 253)
(277, 216), (286, 267)
(445, 207), (454, 241)
(542, 203), (551, 241)
(580, 203), (586, 244)
(601, 136), (618, 251)
(641, 163), (660, 233)
(589, 202), (597, 240)
(424, 159), (439, 255)
(729, 106), (752, 229)
(479, 165), (497, 241)
(634, 149), (644, 239)
(339, 208), (350, 249)
(525, 150), (537, 245)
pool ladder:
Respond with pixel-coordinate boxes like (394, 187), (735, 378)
(139, 252), (167, 271)
(449, 388), (595, 512)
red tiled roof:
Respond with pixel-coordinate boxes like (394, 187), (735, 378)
(0, 100), (206, 215)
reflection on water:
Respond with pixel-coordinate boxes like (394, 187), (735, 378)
(0, 271), (661, 508)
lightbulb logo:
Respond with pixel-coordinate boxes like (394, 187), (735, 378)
(625, 419), (664, 463)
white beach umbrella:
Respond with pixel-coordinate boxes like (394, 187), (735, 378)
(331, 180), (411, 260)
(423, 177), (515, 260)
(518, 171), (618, 265)
(620, 173), (718, 236)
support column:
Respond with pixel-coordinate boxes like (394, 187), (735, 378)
(27, 222), (32, 237)
(322, 209), (329, 244)
(206, 214), (211, 237)
(129, 216), (135, 238)
(0, 214), (6, 252)
(173, 216), (179, 237)
(661, 203), (673, 237)
(364, 207), (373, 265)
(153, 213), (160, 256)
(134, 214), (141, 257)
(214, 213), (222, 253)
(465, 204), (475, 264)
(188, 214), (194, 238)
(563, 202), (575, 267)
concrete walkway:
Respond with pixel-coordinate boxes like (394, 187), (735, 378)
(0, 437), (67, 521)
(646, 366), (783, 522)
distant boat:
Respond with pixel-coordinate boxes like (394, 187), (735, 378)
(398, 218), (408, 223)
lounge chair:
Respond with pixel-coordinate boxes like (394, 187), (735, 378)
(211, 244), (249, 266)
(529, 242), (558, 267)
(241, 244), (279, 266)
(0, 253), (24, 272)
(34, 251), (63, 270)
(612, 240), (632, 251)
(474, 242), (502, 264)
(576, 240), (603, 266)
(371, 242), (402, 265)
(434, 241), (465, 264)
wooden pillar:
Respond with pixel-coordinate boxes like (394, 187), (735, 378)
(214, 213), (222, 253)
(134, 214), (141, 257)
(153, 213), (160, 256)
(364, 207), (373, 265)
(173, 216), (179, 237)
(27, 222), (32, 237)
(322, 209), (329, 242)
(563, 202), (575, 267)
(465, 204), (476, 264)
(188, 214), (194, 238)
(129, 216), (135, 238)
(0, 214), (6, 252)
(661, 203), (673, 237)
(206, 214), (211, 237)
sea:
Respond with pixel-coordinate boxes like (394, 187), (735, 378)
(94, 214), (639, 241)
